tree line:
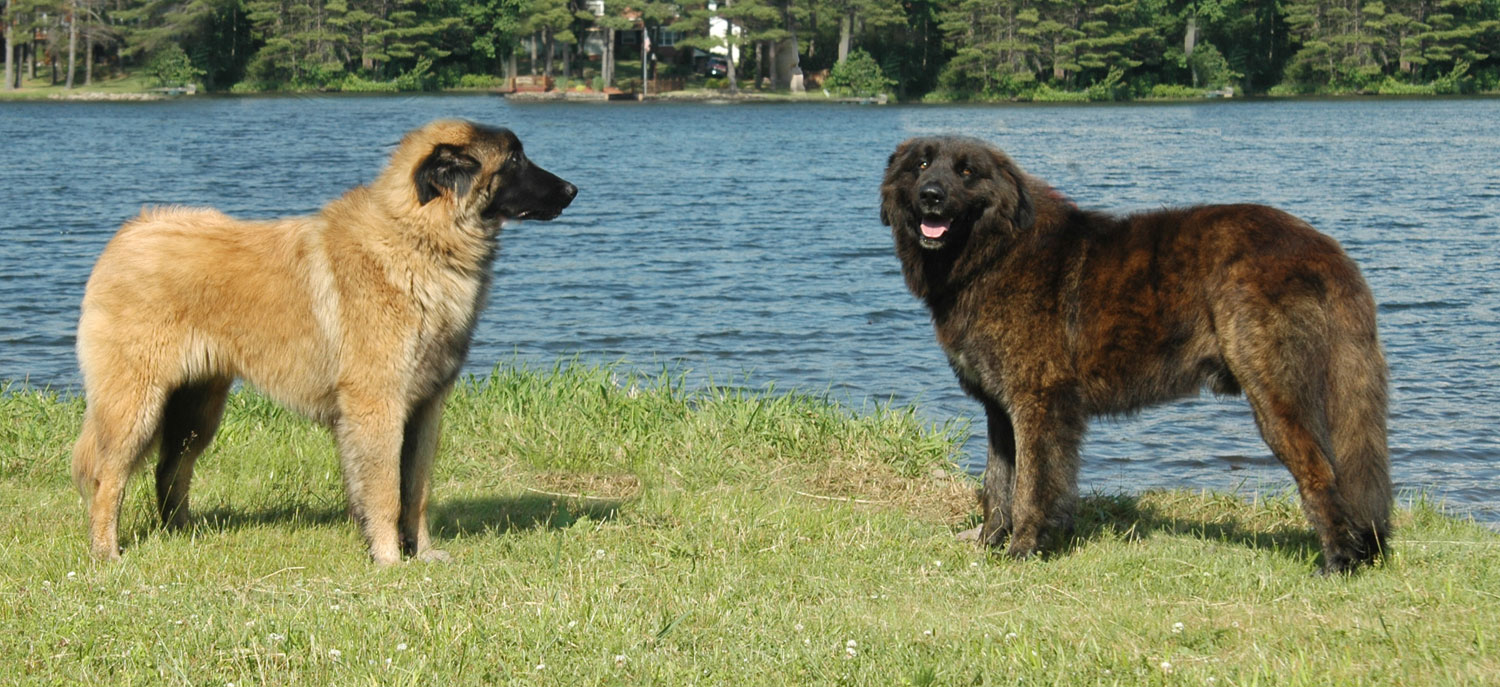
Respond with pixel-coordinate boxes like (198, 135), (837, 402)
(3, 0), (1497, 98)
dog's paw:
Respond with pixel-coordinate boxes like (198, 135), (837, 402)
(417, 548), (453, 563)
(90, 538), (122, 561)
(955, 525), (984, 543)
(1005, 532), (1039, 560)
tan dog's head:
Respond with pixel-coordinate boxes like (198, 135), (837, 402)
(380, 119), (577, 231)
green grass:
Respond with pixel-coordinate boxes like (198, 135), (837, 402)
(2, 363), (1497, 685)
(0, 73), (160, 100)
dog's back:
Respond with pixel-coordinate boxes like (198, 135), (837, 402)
(79, 206), (339, 417)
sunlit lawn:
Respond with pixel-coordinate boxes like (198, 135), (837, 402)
(3, 364), (1496, 685)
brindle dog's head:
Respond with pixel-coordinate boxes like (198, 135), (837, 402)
(880, 136), (1034, 253)
(385, 120), (577, 232)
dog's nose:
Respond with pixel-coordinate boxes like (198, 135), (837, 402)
(919, 184), (946, 208)
(563, 182), (578, 200)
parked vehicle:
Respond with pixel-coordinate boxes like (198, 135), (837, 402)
(704, 55), (729, 78)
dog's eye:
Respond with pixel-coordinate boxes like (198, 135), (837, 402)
(918, 159), (929, 171)
(961, 167), (973, 177)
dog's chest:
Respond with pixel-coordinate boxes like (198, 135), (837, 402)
(411, 271), (490, 392)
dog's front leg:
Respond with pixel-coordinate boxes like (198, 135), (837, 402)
(1006, 393), (1083, 559)
(400, 388), (451, 562)
(335, 396), (406, 565)
(976, 400), (1017, 547)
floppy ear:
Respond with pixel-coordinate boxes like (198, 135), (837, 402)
(1008, 169), (1035, 230)
(880, 174), (910, 229)
(880, 141), (914, 227)
(992, 149), (1035, 231)
(414, 144), (482, 205)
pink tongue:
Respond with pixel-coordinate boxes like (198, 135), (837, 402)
(920, 219), (950, 239)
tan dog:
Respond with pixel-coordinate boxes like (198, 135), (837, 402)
(72, 120), (576, 564)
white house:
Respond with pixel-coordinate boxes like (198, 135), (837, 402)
(706, 0), (742, 62)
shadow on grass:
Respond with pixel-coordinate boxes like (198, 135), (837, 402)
(1038, 493), (1322, 562)
(431, 494), (624, 538)
(125, 493), (625, 550)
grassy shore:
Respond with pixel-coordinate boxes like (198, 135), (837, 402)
(2, 363), (1496, 685)
(0, 73), (166, 101)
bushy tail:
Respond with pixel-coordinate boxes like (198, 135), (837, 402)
(72, 415), (100, 501)
(1327, 328), (1392, 555)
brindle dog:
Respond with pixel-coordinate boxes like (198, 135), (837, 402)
(881, 136), (1390, 573)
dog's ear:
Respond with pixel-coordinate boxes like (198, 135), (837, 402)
(992, 149), (1035, 231)
(414, 144), (482, 205)
(880, 140), (916, 227)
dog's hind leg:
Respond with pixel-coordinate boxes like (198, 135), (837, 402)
(1222, 312), (1367, 573)
(399, 388), (451, 562)
(156, 378), (232, 530)
(73, 377), (167, 560)
(1242, 386), (1366, 573)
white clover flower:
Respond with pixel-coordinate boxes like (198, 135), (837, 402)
(1004, 632), (1018, 641)
(268, 633), (285, 642)
(595, 549), (606, 560)
(535, 663), (545, 671)
(41, 581), (50, 587)
(329, 649), (342, 660)
(67, 571), (77, 578)
(923, 629), (933, 637)
(933, 560), (942, 567)
(1172, 622), (1184, 634)
(1160, 661), (1173, 673)
(794, 623), (804, 632)
(846, 640), (857, 648)
(397, 643), (408, 651)
(614, 654), (627, 667)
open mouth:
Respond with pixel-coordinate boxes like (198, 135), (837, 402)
(511, 207), (562, 221)
(483, 204), (564, 224)
(918, 215), (952, 249)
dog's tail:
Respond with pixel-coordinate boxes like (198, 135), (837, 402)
(1326, 294), (1392, 558)
(72, 413), (100, 501)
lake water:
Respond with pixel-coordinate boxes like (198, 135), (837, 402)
(2, 95), (1497, 523)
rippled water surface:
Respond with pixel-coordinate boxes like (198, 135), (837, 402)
(3, 95), (1497, 521)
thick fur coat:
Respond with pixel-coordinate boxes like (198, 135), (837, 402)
(73, 120), (577, 564)
(881, 136), (1390, 573)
